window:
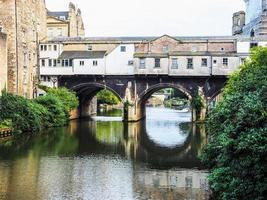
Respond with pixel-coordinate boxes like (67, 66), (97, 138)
(80, 61), (85, 66)
(223, 58), (228, 67)
(155, 58), (161, 68)
(140, 58), (146, 69)
(221, 47), (225, 51)
(69, 59), (73, 67)
(54, 45), (57, 51)
(187, 58), (193, 69)
(44, 45), (47, 51)
(59, 16), (66, 20)
(65, 60), (69, 67)
(53, 59), (57, 67)
(250, 42), (258, 48)
(40, 45), (44, 51)
(171, 58), (178, 69)
(88, 45), (92, 51)
(48, 45), (52, 51)
(128, 60), (134, 65)
(41, 59), (45, 67)
(93, 60), (98, 66)
(121, 46), (126, 52)
(48, 59), (52, 67)
(163, 45), (169, 53)
(57, 60), (61, 64)
(201, 58), (208, 67)
(62, 60), (65, 67)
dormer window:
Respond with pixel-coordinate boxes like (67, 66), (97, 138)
(59, 16), (66, 20)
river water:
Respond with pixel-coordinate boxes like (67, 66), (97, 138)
(0, 107), (210, 200)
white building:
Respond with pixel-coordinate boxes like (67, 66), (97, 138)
(38, 36), (267, 96)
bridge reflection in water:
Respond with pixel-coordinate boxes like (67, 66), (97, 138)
(0, 107), (210, 200)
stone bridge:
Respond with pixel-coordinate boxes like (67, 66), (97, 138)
(59, 75), (227, 122)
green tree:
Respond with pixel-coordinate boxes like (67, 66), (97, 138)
(46, 87), (79, 116)
(97, 89), (120, 105)
(201, 47), (267, 200)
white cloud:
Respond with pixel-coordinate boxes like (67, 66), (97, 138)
(45, 0), (245, 36)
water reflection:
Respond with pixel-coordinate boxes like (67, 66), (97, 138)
(0, 107), (210, 200)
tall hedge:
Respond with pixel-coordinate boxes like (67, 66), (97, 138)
(201, 47), (267, 199)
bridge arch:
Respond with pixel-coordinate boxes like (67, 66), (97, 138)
(71, 83), (123, 118)
(135, 83), (193, 120)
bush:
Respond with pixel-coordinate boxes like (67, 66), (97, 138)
(201, 47), (267, 200)
(46, 87), (79, 116)
(35, 94), (67, 127)
(0, 92), (43, 133)
(0, 87), (79, 134)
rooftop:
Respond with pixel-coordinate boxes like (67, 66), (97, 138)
(59, 51), (107, 59)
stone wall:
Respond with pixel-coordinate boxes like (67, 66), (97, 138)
(68, 2), (85, 37)
(0, 32), (7, 94)
(0, 0), (47, 98)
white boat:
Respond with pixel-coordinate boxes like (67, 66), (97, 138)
(176, 108), (190, 113)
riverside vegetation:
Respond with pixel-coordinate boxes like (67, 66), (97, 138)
(201, 47), (267, 200)
(0, 87), (79, 135)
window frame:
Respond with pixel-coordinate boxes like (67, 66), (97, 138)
(187, 58), (193, 69)
(171, 58), (178, 69)
(154, 58), (161, 68)
(80, 60), (85, 66)
(201, 58), (208, 67)
(223, 58), (228, 67)
(139, 58), (146, 69)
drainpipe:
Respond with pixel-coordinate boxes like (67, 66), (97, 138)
(15, 0), (19, 95)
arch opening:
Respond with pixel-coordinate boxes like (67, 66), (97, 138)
(137, 84), (192, 122)
(71, 83), (123, 119)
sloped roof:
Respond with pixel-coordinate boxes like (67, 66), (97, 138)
(49, 35), (237, 43)
(59, 51), (106, 59)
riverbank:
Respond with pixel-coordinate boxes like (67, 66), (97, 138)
(0, 87), (79, 135)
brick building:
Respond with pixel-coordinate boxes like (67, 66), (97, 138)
(47, 2), (85, 39)
(0, 0), (47, 98)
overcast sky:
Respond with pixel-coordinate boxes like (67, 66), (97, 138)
(45, 0), (245, 37)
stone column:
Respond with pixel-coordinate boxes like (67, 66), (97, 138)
(123, 82), (144, 122)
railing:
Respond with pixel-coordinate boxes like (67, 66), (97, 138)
(0, 128), (13, 138)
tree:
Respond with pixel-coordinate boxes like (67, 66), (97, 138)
(201, 47), (267, 200)
(97, 89), (120, 105)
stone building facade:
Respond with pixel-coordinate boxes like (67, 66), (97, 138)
(0, 0), (47, 98)
(0, 32), (7, 94)
(233, 0), (267, 36)
(47, 2), (85, 39)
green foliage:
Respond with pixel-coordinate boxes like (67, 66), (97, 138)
(46, 87), (79, 116)
(0, 119), (12, 129)
(0, 87), (79, 134)
(35, 94), (67, 127)
(191, 92), (203, 114)
(201, 47), (267, 200)
(97, 89), (120, 105)
(0, 92), (43, 133)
